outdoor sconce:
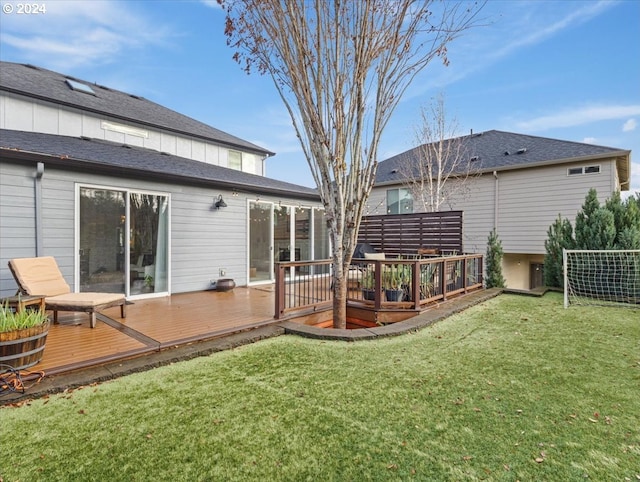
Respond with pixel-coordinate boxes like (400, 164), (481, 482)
(213, 194), (227, 209)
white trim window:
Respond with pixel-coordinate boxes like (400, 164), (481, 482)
(228, 150), (242, 170)
(568, 165), (601, 176)
(386, 188), (413, 214)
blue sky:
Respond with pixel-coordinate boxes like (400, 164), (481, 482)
(1, 0), (638, 196)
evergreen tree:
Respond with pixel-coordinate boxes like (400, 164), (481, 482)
(574, 188), (601, 249)
(575, 188), (616, 249)
(605, 191), (625, 243)
(485, 229), (505, 288)
(544, 214), (574, 288)
(617, 195), (640, 249)
(545, 188), (640, 290)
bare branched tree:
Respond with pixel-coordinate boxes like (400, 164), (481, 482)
(219, 0), (484, 328)
(399, 93), (478, 212)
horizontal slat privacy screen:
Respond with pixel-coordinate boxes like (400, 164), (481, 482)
(357, 211), (463, 256)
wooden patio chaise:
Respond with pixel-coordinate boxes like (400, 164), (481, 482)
(8, 256), (126, 328)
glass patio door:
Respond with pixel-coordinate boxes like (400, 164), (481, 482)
(129, 193), (169, 296)
(249, 201), (273, 282)
(79, 187), (169, 296)
(249, 202), (330, 283)
(274, 204), (293, 267)
(79, 188), (126, 293)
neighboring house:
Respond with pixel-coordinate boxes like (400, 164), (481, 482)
(367, 130), (631, 290)
(0, 61), (327, 299)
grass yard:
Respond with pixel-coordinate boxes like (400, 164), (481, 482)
(1, 292), (639, 481)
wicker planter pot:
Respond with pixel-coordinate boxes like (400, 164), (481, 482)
(0, 320), (49, 370)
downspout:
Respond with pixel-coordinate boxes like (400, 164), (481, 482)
(493, 170), (499, 230)
(35, 162), (44, 256)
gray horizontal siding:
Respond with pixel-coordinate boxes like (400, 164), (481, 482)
(0, 163), (37, 295)
(496, 161), (616, 254)
(370, 158), (620, 257)
(0, 159), (321, 297)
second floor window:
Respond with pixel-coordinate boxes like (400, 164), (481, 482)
(387, 188), (413, 214)
(228, 150), (242, 170)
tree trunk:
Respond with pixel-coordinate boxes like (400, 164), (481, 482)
(332, 275), (348, 330)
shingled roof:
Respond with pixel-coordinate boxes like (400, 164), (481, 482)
(0, 129), (319, 200)
(376, 130), (630, 189)
(0, 61), (273, 157)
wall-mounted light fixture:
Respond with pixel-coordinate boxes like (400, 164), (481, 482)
(213, 194), (227, 209)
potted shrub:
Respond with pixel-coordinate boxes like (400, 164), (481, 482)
(383, 265), (407, 302)
(361, 270), (376, 301)
(420, 263), (438, 299)
(0, 300), (50, 370)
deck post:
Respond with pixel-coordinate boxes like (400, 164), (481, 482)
(374, 260), (382, 311)
(274, 263), (285, 319)
(412, 260), (421, 309)
(463, 257), (468, 294)
(441, 258), (448, 301)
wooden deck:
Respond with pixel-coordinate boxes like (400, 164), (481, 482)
(35, 287), (278, 376)
(30, 280), (484, 377)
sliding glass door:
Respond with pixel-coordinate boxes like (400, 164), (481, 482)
(79, 188), (126, 293)
(79, 186), (169, 296)
(249, 201), (273, 282)
(248, 201), (330, 283)
(129, 193), (169, 295)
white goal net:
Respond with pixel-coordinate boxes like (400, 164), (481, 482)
(563, 249), (640, 309)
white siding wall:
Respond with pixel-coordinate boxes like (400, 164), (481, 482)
(0, 94), (266, 175)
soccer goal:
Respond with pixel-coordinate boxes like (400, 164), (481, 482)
(563, 249), (640, 309)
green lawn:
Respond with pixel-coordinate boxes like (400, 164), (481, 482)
(2, 293), (639, 481)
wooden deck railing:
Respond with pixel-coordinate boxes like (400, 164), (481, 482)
(274, 254), (483, 319)
(275, 260), (334, 319)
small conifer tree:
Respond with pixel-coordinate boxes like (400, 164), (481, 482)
(574, 188), (616, 249)
(485, 229), (505, 288)
(544, 214), (574, 287)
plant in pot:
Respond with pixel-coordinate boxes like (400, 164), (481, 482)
(383, 266), (406, 302)
(0, 300), (50, 370)
(142, 274), (154, 293)
(420, 264), (438, 300)
(361, 269), (376, 301)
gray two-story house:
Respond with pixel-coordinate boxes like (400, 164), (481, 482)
(0, 62), (327, 299)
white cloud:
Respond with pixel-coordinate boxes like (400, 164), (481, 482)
(0, 1), (174, 69)
(583, 137), (597, 144)
(200, 0), (222, 9)
(490, 1), (615, 60)
(622, 118), (637, 132)
(402, 1), (617, 101)
(516, 104), (640, 132)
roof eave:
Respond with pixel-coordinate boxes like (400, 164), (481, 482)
(375, 150), (632, 190)
(0, 148), (319, 201)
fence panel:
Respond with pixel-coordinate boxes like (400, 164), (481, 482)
(358, 211), (463, 256)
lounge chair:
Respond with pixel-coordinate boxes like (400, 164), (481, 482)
(8, 256), (126, 328)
